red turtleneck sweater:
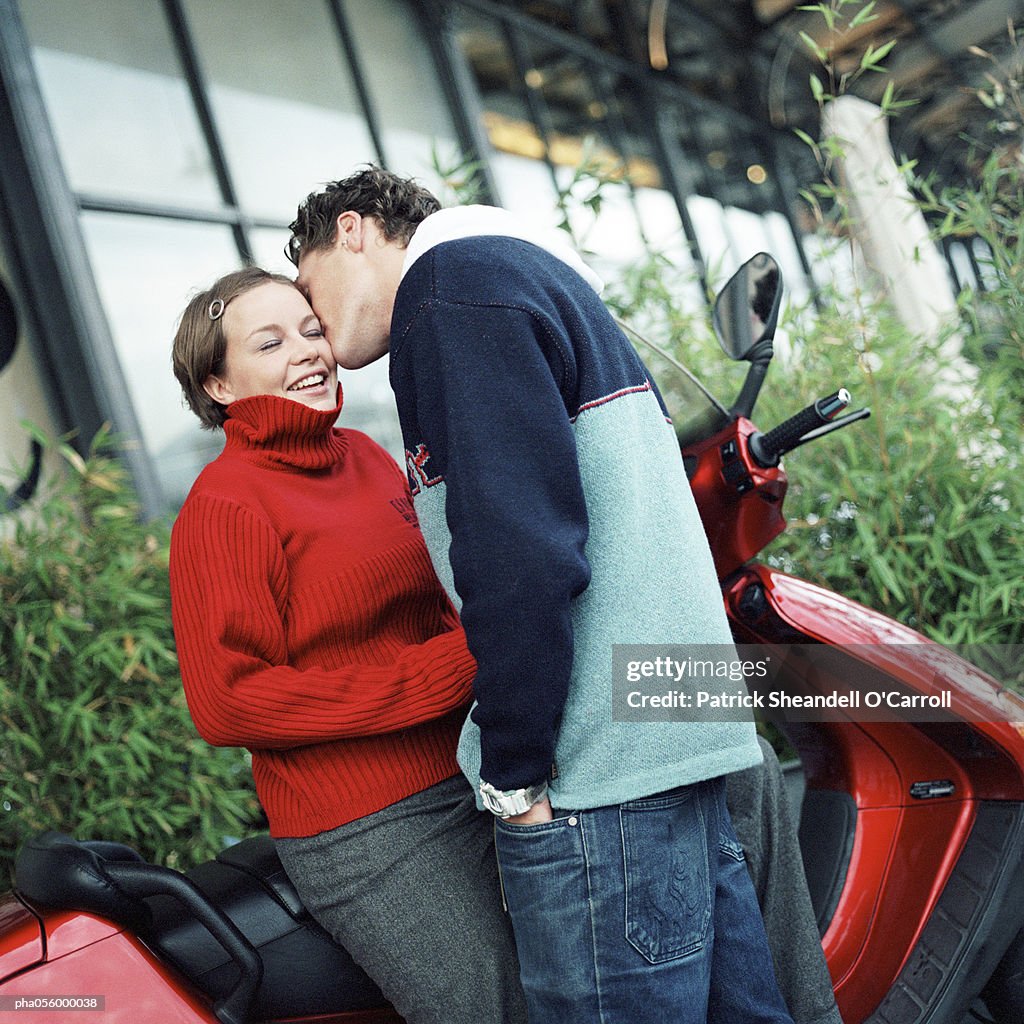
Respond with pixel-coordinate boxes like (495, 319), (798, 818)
(169, 393), (474, 838)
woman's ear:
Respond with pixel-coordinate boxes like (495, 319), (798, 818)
(203, 373), (235, 407)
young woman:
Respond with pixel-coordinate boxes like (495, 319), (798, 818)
(169, 267), (526, 1024)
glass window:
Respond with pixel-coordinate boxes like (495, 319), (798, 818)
(79, 212), (240, 505)
(182, 0), (378, 223)
(249, 227), (298, 279)
(803, 232), (857, 296)
(563, 174), (646, 275)
(687, 194), (731, 277)
(762, 211), (812, 309)
(724, 205), (776, 271)
(487, 152), (560, 232)
(634, 187), (703, 312)
(18, 0), (222, 207)
(453, 8), (558, 210)
(945, 241), (972, 294)
(16, 0), (524, 509)
(635, 187), (686, 263)
(0, 246), (61, 486)
(452, 9), (655, 273)
(342, 0), (461, 189)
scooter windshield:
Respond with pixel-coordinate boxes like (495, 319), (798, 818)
(666, 369), (732, 448)
(617, 317), (733, 447)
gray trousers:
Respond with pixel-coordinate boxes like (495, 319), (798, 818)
(279, 748), (839, 1024)
(276, 774), (528, 1024)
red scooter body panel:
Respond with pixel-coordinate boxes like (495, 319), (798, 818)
(724, 563), (1024, 1021)
(0, 902), (404, 1024)
(685, 417), (786, 577)
(736, 564), (1024, 801)
(0, 924), (219, 1024)
(827, 801), (975, 1019)
(0, 895), (43, 983)
(821, 804), (901, 982)
(42, 909), (122, 960)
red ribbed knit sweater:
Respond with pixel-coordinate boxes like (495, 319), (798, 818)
(169, 392), (475, 838)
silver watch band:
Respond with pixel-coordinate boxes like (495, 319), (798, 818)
(479, 780), (548, 817)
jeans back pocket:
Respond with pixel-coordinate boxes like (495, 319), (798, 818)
(620, 787), (712, 964)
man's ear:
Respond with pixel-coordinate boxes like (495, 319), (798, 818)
(335, 210), (363, 252)
(203, 373), (235, 407)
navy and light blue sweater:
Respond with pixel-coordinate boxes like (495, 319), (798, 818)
(390, 216), (761, 810)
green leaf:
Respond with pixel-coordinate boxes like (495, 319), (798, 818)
(880, 80), (895, 112)
(799, 31), (828, 64)
(849, 2), (878, 28)
(860, 38), (897, 71)
(793, 127), (818, 150)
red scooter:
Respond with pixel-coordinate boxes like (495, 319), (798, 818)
(2, 255), (1023, 1024)
(673, 253), (1024, 1024)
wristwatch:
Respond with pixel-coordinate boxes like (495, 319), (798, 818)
(479, 779), (548, 818)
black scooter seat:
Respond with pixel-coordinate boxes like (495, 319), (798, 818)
(15, 832), (387, 1021)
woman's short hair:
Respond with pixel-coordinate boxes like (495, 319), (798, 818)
(286, 165), (441, 267)
(172, 266), (295, 430)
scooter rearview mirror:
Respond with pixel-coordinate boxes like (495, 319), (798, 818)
(713, 253), (782, 362)
(714, 253), (783, 421)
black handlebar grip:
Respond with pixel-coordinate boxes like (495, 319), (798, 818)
(750, 389), (850, 467)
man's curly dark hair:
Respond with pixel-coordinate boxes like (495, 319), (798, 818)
(286, 166), (442, 267)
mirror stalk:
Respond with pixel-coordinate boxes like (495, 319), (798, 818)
(729, 343), (773, 420)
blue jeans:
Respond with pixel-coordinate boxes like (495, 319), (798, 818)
(493, 776), (794, 1024)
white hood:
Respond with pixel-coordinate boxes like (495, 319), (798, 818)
(400, 205), (604, 296)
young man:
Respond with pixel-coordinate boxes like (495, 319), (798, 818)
(289, 168), (796, 1024)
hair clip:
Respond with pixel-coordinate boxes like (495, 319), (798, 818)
(208, 298), (226, 321)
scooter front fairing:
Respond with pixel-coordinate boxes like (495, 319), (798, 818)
(725, 562), (1024, 1024)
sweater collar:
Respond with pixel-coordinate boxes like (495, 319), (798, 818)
(400, 205), (605, 295)
(222, 387), (348, 471)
